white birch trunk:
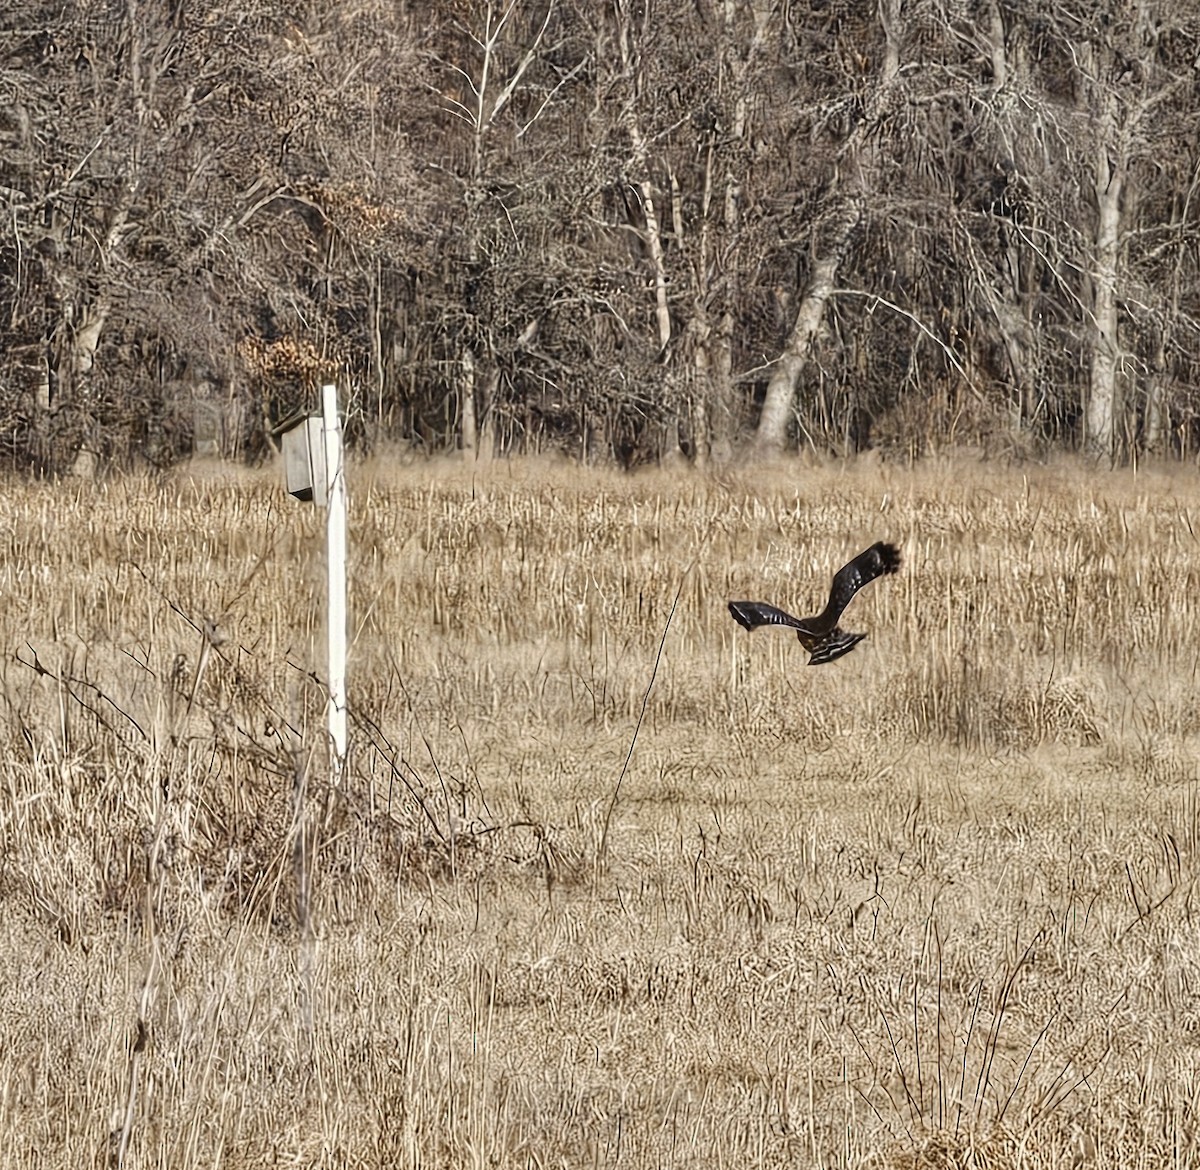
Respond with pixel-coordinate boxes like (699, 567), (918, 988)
(460, 347), (478, 458)
(68, 301), (111, 478)
(1086, 101), (1123, 459)
(754, 208), (858, 455)
(753, 0), (899, 456)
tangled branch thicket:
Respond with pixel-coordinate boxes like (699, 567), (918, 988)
(2, 2), (1199, 471)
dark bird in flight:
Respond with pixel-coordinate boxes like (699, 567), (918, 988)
(729, 542), (901, 665)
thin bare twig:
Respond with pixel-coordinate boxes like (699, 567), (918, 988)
(597, 578), (681, 868)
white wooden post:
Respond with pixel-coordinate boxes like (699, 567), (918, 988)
(322, 383), (349, 777)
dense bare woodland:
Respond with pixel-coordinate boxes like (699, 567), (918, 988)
(3, 1), (1200, 472)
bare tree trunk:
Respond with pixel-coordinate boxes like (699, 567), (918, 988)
(368, 257), (385, 441)
(614, 2), (681, 462)
(449, 4), (556, 461)
(986, 0), (1007, 88)
(990, 291), (1033, 428)
(704, 0), (771, 465)
(631, 138), (680, 463)
(1085, 97), (1123, 459)
(1144, 330), (1167, 454)
(982, 4), (1036, 430)
(1146, 204), (1188, 455)
(478, 364), (498, 460)
(67, 300), (111, 478)
(754, 199), (860, 455)
(635, 167), (672, 353)
(460, 347), (478, 457)
(753, 0), (900, 456)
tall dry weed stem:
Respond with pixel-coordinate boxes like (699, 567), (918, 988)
(0, 456), (1199, 1167)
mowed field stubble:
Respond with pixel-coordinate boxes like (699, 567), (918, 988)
(3, 456), (1200, 1169)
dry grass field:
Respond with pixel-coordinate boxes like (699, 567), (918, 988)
(2, 454), (1200, 1168)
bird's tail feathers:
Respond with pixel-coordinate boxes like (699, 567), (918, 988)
(806, 629), (867, 666)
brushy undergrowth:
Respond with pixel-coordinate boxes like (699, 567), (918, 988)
(1, 453), (1199, 1168)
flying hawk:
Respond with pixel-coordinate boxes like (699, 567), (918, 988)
(729, 541), (901, 665)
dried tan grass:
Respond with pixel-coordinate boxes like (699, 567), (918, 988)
(1, 454), (1199, 1167)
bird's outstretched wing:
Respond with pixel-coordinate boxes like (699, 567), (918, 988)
(727, 600), (807, 633)
(810, 541), (901, 634)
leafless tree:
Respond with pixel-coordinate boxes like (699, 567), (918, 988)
(2, 0), (1199, 468)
